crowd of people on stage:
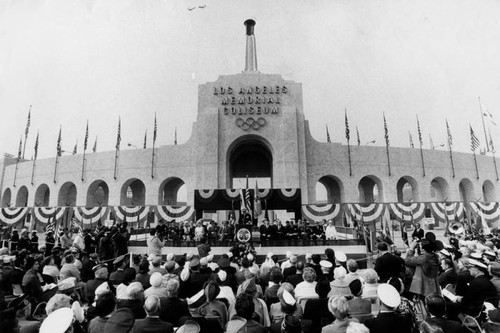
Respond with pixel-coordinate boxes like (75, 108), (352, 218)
(1, 219), (500, 333)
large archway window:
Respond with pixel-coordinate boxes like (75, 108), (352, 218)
(87, 180), (109, 206)
(158, 177), (187, 205)
(482, 180), (496, 202)
(396, 176), (419, 202)
(35, 184), (50, 207)
(459, 178), (475, 202)
(58, 182), (77, 206)
(430, 177), (449, 201)
(358, 176), (383, 203)
(2, 188), (12, 207)
(316, 176), (343, 203)
(121, 179), (146, 205)
(228, 136), (273, 188)
(16, 186), (29, 207)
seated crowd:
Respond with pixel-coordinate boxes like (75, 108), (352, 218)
(1, 225), (500, 333)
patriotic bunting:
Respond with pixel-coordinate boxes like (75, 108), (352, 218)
(388, 203), (426, 223)
(302, 204), (341, 221)
(155, 205), (195, 222)
(73, 206), (109, 225)
(466, 202), (500, 228)
(428, 202), (465, 226)
(113, 206), (149, 226)
(32, 207), (66, 226)
(345, 203), (386, 223)
(0, 207), (30, 225)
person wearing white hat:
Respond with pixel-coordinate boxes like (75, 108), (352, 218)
(207, 253), (218, 271)
(364, 284), (412, 333)
(40, 307), (75, 333)
(281, 251), (293, 271)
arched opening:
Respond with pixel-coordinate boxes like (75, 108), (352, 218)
(34, 184), (50, 207)
(158, 177), (187, 205)
(459, 178), (475, 202)
(482, 180), (496, 202)
(2, 188), (12, 207)
(358, 175), (383, 203)
(430, 177), (449, 201)
(87, 180), (109, 206)
(316, 176), (343, 203)
(58, 182), (77, 206)
(121, 179), (146, 205)
(15, 186), (29, 207)
(396, 176), (419, 202)
(228, 135), (273, 188)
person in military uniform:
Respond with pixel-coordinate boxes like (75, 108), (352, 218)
(9, 228), (19, 252)
(30, 231), (39, 253)
(259, 219), (272, 244)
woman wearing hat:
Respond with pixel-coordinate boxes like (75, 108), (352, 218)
(404, 238), (440, 299)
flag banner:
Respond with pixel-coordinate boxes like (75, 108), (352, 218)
(302, 204), (341, 221)
(72, 141), (77, 154)
(143, 130), (147, 149)
(345, 110), (350, 141)
(470, 125), (480, 151)
(489, 131), (496, 153)
(84, 121), (89, 151)
(196, 189), (217, 202)
(34, 132), (39, 160)
(116, 118), (121, 150)
(93, 137), (97, 153)
(155, 205), (194, 222)
(446, 120), (453, 149)
(428, 202), (465, 226)
(113, 205), (149, 226)
(383, 114), (390, 147)
(417, 116), (423, 146)
(222, 189), (241, 200)
(254, 181), (262, 216)
(25, 108), (31, 136)
(153, 114), (157, 143)
(326, 125), (331, 143)
(220, 188), (272, 202)
(388, 203), (426, 223)
(17, 137), (23, 160)
(409, 132), (414, 148)
(345, 203), (385, 224)
(356, 126), (360, 146)
(73, 206), (109, 225)
(466, 202), (500, 228)
(256, 188), (272, 200)
(32, 207), (66, 230)
(0, 207), (29, 226)
(277, 188), (300, 201)
(57, 127), (62, 156)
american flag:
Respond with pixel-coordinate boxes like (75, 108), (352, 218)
(56, 126), (62, 156)
(153, 114), (157, 143)
(17, 136), (22, 161)
(245, 176), (252, 212)
(83, 121), (89, 151)
(470, 125), (480, 151)
(345, 109), (350, 142)
(383, 114), (390, 147)
(417, 116), (423, 147)
(25, 106), (31, 137)
(116, 117), (121, 150)
(46, 220), (55, 234)
(34, 131), (39, 160)
(446, 120), (453, 149)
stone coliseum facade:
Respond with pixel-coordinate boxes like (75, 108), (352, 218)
(0, 20), (499, 230)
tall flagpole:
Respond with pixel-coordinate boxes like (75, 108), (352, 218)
(417, 116), (425, 177)
(345, 109), (352, 177)
(31, 131), (39, 185)
(383, 113), (391, 177)
(446, 120), (455, 178)
(54, 126), (62, 184)
(489, 129), (499, 181)
(479, 97), (490, 152)
(151, 114), (157, 179)
(81, 121), (89, 182)
(22, 105), (31, 159)
(470, 125), (480, 180)
(114, 117), (121, 180)
(13, 136), (22, 187)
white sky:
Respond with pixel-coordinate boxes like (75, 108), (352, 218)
(1, 0), (500, 159)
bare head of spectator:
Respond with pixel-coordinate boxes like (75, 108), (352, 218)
(270, 266), (284, 284)
(328, 296), (349, 320)
(363, 268), (379, 284)
(127, 282), (144, 301)
(95, 291), (116, 317)
(296, 261), (304, 273)
(138, 259), (149, 274)
(46, 294), (72, 314)
(333, 266), (347, 281)
(166, 278), (180, 297)
(235, 293), (254, 321)
(64, 254), (74, 264)
(348, 279), (363, 297)
(346, 259), (358, 273)
(424, 293), (446, 318)
(123, 267), (136, 285)
(302, 267), (317, 283)
(311, 254), (321, 265)
(388, 277), (404, 295)
(315, 276), (331, 299)
(377, 243), (388, 252)
(144, 295), (161, 317)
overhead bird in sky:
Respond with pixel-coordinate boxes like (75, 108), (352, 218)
(187, 7), (196, 11)
(198, 5), (207, 8)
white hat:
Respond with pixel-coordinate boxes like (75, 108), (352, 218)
(58, 277), (76, 291)
(467, 258), (488, 269)
(186, 252), (194, 261)
(72, 301), (84, 323)
(187, 289), (204, 306)
(247, 253), (254, 261)
(207, 254), (214, 262)
(282, 290), (296, 306)
(320, 260), (333, 269)
(95, 281), (110, 296)
(180, 268), (190, 282)
(439, 249), (451, 257)
(40, 307), (74, 333)
(377, 284), (401, 308)
(305, 253), (312, 259)
(200, 257), (208, 266)
(217, 270), (227, 282)
(286, 251), (292, 259)
(166, 253), (175, 261)
(227, 252), (233, 259)
(266, 252), (274, 259)
(335, 251), (347, 262)
(150, 272), (163, 287)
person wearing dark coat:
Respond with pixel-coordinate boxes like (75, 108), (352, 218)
(133, 295), (173, 333)
(30, 231), (39, 252)
(45, 231), (56, 256)
(98, 230), (114, 261)
(9, 229), (19, 252)
(437, 258), (458, 289)
(303, 277), (334, 333)
(86, 266), (109, 302)
(111, 228), (128, 258)
(411, 223), (425, 241)
(160, 279), (190, 327)
(17, 231), (31, 252)
(285, 261), (304, 288)
(425, 293), (462, 333)
(460, 259), (498, 316)
(374, 243), (405, 283)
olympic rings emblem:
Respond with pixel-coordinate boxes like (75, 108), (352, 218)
(235, 117), (267, 131)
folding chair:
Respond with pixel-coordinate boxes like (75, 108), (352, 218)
(462, 315), (484, 333)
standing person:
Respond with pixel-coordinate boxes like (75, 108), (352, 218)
(411, 223), (424, 241)
(17, 229), (31, 251)
(30, 231), (39, 252)
(147, 229), (164, 256)
(111, 227), (128, 258)
(98, 229), (114, 262)
(374, 242), (405, 283)
(45, 230), (56, 256)
(404, 239), (440, 299)
(59, 229), (73, 250)
(10, 228), (19, 252)
(239, 208), (252, 225)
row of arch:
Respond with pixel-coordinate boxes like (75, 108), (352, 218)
(1, 178), (187, 208)
(315, 175), (496, 203)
